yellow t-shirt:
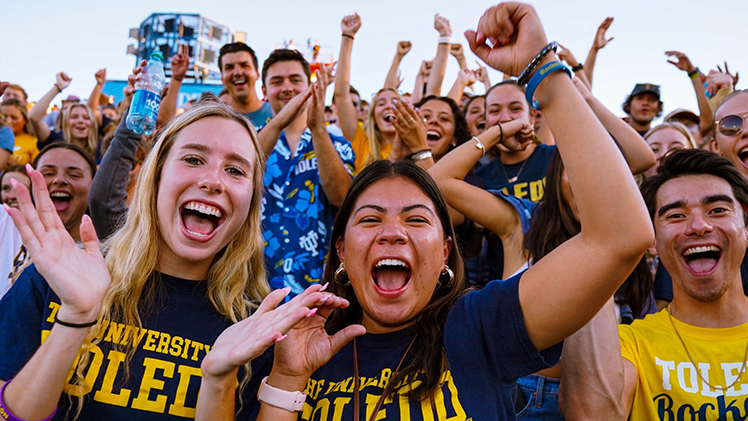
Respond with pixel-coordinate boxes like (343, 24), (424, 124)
(351, 125), (392, 174)
(10, 132), (39, 166)
(620, 310), (748, 420)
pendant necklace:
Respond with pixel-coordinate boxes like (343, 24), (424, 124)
(503, 158), (528, 184)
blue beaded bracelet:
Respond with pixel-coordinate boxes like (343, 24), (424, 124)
(525, 61), (573, 110)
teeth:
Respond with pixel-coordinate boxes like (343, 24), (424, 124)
(741, 147), (748, 154)
(186, 229), (208, 238)
(375, 258), (409, 268)
(50, 192), (71, 198)
(427, 130), (440, 137)
(184, 202), (223, 218)
(683, 245), (721, 256)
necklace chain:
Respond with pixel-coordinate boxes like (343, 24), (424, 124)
(667, 305), (748, 392)
(502, 158), (529, 184)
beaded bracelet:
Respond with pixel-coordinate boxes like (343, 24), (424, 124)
(0, 379), (57, 421)
(517, 41), (558, 86)
(525, 61), (572, 110)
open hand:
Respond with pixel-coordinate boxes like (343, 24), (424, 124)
(201, 284), (351, 380)
(665, 51), (696, 74)
(170, 52), (190, 81)
(5, 165), (110, 324)
(307, 65), (329, 131)
(269, 286), (365, 382)
(593, 17), (614, 50)
(392, 99), (428, 153)
(465, 3), (550, 76)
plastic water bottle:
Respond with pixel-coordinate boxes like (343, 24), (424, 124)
(126, 51), (165, 135)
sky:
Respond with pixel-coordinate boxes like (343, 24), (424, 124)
(1, 0), (745, 121)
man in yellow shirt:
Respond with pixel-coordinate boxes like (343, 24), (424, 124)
(561, 149), (748, 420)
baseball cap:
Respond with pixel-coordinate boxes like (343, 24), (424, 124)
(629, 83), (660, 99)
(62, 95), (80, 103)
(664, 108), (699, 125)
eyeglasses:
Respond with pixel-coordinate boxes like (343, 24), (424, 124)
(716, 114), (748, 136)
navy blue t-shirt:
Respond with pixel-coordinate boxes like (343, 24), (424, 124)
(473, 144), (556, 203)
(260, 272), (561, 420)
(0, 266), (267, 421)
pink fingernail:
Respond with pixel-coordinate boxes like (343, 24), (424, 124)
(307, 308), (318, 317)
(276, 334), (288, 342)
(2, 203), (10, 212)
(9, 178), (17, 187)
(25, 163), (33, 173)
(320, 282), (329, 291)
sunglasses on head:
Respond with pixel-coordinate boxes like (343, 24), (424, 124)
(716, 114), (747, 136)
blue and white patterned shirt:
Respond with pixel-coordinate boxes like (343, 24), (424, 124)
(261, 128), (355, 297)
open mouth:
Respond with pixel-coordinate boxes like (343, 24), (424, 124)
(682, 245), (722, 275)
(232, 78), (247, 89)
(372, 258), (412, 293)
(383, 113), (395, 123)
(50, 191), (72, 212)
(738, 147), (748, 167)
(477, 121), (486, 131)
(180, 201), (225, 239)
(426, 130), (442, 144)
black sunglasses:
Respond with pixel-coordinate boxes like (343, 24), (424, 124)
(716, 114), (747, 136)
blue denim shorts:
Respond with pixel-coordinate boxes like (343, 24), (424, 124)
(515, 374), (564, 420)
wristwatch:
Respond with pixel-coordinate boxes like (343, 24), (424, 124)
(257, 376), (307, 412)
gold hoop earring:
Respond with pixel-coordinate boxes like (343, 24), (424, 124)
(335, 262), (350, 286)
(439, 265), (454, 288)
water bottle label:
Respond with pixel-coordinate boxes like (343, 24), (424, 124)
(132, 90), (161, 116)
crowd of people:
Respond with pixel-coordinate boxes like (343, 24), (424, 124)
(0, 2), (746, 420)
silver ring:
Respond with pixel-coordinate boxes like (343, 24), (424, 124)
(407, 118), (414, 123)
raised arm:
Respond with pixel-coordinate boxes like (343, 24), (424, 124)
(446, 68), (478, 103)
(583, 17), (614, 88)
(334, 13), (363, 141)
(87, 68), (106, 126)
(28, 72), (72, 143)
(158, 52), (189, 127)
(410, 60), (431, 104)
(430, 122), (534, 278)
(665, 51), (714, 137)
(572, 78), (655, 174)
(2, 166), (110, 421)
(450, 43), (468, 70)
(384, 41), (411, 90)
(558, 44), (591, 90)
(467, 3), (653, 351)
(309, 65), (352, 207)
(560, 299), (636, 420)
(88, 64), (144, 239)
(425, 14), (452, 97)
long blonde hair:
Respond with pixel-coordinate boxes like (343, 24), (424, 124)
(363, 88), (401, 167)
(69, 98), (269, 415)
(61, 104), (99, 158)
